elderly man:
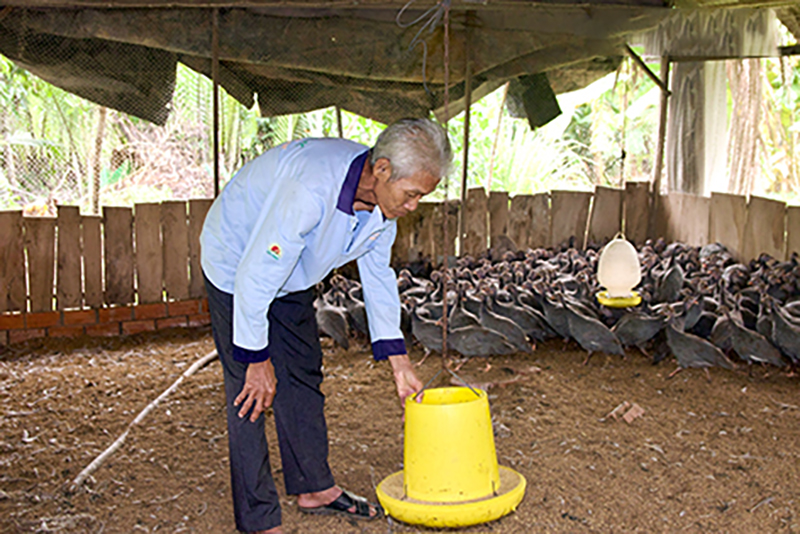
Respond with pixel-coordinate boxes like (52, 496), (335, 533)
(200, 118), (452, 534)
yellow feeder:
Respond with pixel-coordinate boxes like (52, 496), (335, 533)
(596, 232), (642, 308)
(377, 387), (526, 528)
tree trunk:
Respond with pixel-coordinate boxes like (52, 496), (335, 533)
(726, 59), (762, 196)
(91, 107), (108, 215)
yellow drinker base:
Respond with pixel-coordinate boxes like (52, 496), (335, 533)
(377, 466), (526, 528)
(597, 290), (642, 308)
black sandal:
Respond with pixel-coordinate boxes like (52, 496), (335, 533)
(299, 489), (383, 521)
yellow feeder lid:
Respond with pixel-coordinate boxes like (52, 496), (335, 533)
(597, 290), (642, 308)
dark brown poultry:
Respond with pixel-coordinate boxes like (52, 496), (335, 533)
(665, 317), (733, 380)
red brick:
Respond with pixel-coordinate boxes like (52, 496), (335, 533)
(9, 328), (46, 344)
(167, 299), (202, 317)
(0, 313), (25, 331)
(26, 311), (61, 329)
(98, 306), (133, 323)
(63, 309), (97, 326)
(122, 319), (156, 335)
(156, 316), (188, 330)
(86, 322), (120, 337)
(188, 313), (211, 328)
(48, 325), (85, 339)
(134, 302), (167, 320)
(201, 298), (209, 314)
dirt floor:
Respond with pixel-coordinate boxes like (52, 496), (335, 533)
(1, 326), (800, 533)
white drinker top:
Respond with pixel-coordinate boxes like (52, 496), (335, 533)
(597, 233), (641, 298)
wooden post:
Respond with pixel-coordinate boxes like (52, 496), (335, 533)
(649, 56), (670, 239)
(212, 8), (220, 198)
(335, 106), (344, 138)
(487, 82), (509, 192)
(457, 13), (474, 257)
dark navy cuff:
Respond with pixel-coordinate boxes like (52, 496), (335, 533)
(372, 338), (407, 361)
(232, 344), (270, 364)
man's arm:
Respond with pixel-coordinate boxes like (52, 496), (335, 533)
(357, 223), (422, 404)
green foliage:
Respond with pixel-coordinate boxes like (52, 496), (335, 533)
(0, 50), (798, 211)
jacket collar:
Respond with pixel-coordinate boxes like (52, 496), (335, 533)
(336, 150), (370, 215)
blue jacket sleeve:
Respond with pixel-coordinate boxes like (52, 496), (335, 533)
(357, 221), (406, 361)
(232, 182), (322, 359)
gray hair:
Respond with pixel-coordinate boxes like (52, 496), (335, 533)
(371, 118), (452, 182)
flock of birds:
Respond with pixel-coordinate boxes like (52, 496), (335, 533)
(314, 238), (800, 379)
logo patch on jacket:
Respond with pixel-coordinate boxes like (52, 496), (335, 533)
(267, 243), (282, 260)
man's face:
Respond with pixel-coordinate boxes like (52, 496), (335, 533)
(372, 158), (439, 219)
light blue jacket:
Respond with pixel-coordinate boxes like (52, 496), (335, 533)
(200, 138), (405, 362)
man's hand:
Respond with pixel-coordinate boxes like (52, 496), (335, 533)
(388, 354), (423, 406)
(234, 360), (278, 422)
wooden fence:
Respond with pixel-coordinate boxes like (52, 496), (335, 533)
(1, 185), (798, 318)
(392, 184), (800, 264)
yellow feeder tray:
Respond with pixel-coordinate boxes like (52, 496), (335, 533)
(376, 387), (526, 528)
(377, 466), (526, 528)
(597, 290), (642, 308)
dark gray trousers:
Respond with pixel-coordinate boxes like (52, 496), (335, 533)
(204, 274), (335, 532)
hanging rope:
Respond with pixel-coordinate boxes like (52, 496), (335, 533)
(440, 0), (451, 365)
(395, 0), (452, 365)
(396, 0), (452, 96)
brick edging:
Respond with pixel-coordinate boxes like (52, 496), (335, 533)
(0, 299), (211, 346)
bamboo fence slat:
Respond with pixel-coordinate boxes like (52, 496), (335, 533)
(432, 200), (458, 264)
(787, 206), (800, 260)
(24, 217), (56, 313)
(0, 211), (26, 313)
(56, 206), (82, 310)
(709, 192), (747, 260)
(623, 181), (650, 244)
(135, 203), (163, 304)
(588, 186), (622, 245)
(742, 195), (786, 262)
(509, 194), (533, 250)
(463, 187), (488, 257)
(103, 207), (134, 306)
(189, 199), (213, 298)
(681, 194), (710, 247)
(162, 201), (190, 301)
(392, 209), (415, 264)
(488, 191), (509, 249)
(550, 190), (590, 248)
(529, 193), (551, 249)
(415, 203), (436, 260)
(82, 216), (103, 309)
